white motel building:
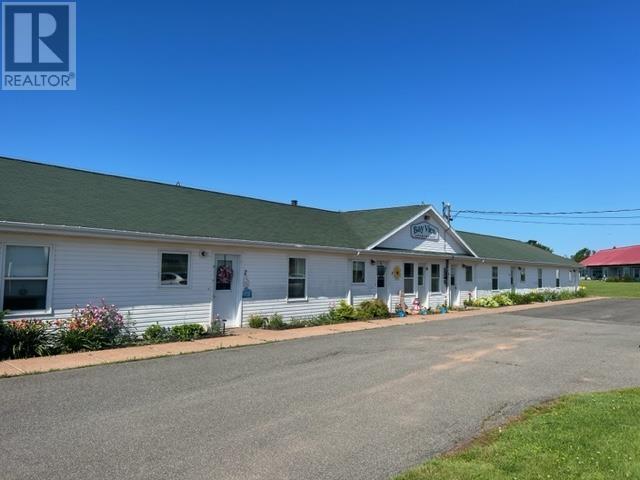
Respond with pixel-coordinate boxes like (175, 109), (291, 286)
(0, 157), (579, 330)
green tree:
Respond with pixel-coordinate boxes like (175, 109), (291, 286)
(572, 247), (593, 263)
(527, 240), (553, 253)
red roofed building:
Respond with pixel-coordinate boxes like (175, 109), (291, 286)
(581, 245), (640, 280)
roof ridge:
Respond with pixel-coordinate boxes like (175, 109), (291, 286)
(596, 244), (640, 251)
(456, 229), (529, 244)
(0, 155), (342, 214)
(342, 204), (427, 214)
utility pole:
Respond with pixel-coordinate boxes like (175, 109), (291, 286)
(442, 202), (452, 224)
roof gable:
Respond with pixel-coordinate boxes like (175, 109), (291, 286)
(374, 208), (471, 255)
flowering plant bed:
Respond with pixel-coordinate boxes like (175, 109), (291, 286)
(0, 301), (224, 361)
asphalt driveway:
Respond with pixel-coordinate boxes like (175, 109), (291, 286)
(1, 299), (639, 480)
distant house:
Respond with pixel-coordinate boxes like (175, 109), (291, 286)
(580, 245), (640, 280)
(0, 157), (579, 330)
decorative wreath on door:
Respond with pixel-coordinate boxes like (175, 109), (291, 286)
(392, 265), (401, 279)
(216, 264), (234, 286)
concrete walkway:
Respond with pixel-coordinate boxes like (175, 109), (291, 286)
(0, 297), (602, 377)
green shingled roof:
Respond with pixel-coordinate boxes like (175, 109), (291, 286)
(0, 157), (425, 249)
(458, 231), (577, 266)
(0, 157), (576, 266)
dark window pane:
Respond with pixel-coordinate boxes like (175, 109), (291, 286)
(215, 259), (233, 290)
(161, 253), (189, 285)
(431, 264), (440, 292)
(404, 263), (414, 277)
(352, 261), (365, 283)
(3, 279), (47, 311)
(289, 258), (305, 277)
(465, 266), (473, 282)
(376, 265), (386, 288)
(288, 279), (306, 298)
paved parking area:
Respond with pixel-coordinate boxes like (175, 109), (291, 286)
(514, 298), (640, 325)
(1, 299), (638, 480)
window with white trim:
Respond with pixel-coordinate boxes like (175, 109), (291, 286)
(520, 268), (526, 282)
(464, 265), (473, 282)
(2, 246), (50, 312)
(288, 258), (306, 299)
(556, 269), (560, 288)
(160, 252), (189, 286)
(352, 261), (365, 284)
(538, 268), (543, 288)
(491, 266), (499, 290)
(403, 263), (414, 294)
(431, 264), (441, 292)
(417, 266), (424, 287)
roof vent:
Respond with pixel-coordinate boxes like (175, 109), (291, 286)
(291, 200), (298, 207)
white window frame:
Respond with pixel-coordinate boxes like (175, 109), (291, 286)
(417, 265), (424, 287)
(287, 257), (307, 302)
(403, 262), (415, 294)
(491, 266), (499, 291)
(2, 243), (54, 317)
(159, 251), (191, 288)
(352, 260), (366, 284)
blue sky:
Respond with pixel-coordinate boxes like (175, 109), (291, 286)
(1, 0), (639, 256)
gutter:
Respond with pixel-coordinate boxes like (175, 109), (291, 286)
(0, 221), (579, 268)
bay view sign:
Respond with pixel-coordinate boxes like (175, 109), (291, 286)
(410, 221), (439, 241)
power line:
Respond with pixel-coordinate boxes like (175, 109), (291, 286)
(453, 208), (640, 216)
(455, 215), (640, 226)
(460, 213), (640, 219)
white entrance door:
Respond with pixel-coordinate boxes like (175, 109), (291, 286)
(376, 263), (388, 306)
(213, 254), (241, 327)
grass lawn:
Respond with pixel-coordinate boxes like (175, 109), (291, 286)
(581, 280), (640, 298)
(395, 389), (640, 480)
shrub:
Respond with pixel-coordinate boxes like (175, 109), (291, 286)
(171, 323), (205, 341)
(356, 299), (389, 320)
(208, 320), (224, 337)
(55, 301), (133, 352)
(248, 314), (267, 329)
(143, 323), (172, 343)
(265, 313), (286, 330)
(332, 300), (357, 322)
(4, 319), (53, 359)
(468, 289), (585, 308)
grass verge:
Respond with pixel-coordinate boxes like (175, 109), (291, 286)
(581, 280), (640, 298)
(395, 388), (640, 480)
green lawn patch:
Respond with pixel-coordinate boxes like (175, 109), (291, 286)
(581, 280), (640, 298)
(395, 388), (640, 480)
